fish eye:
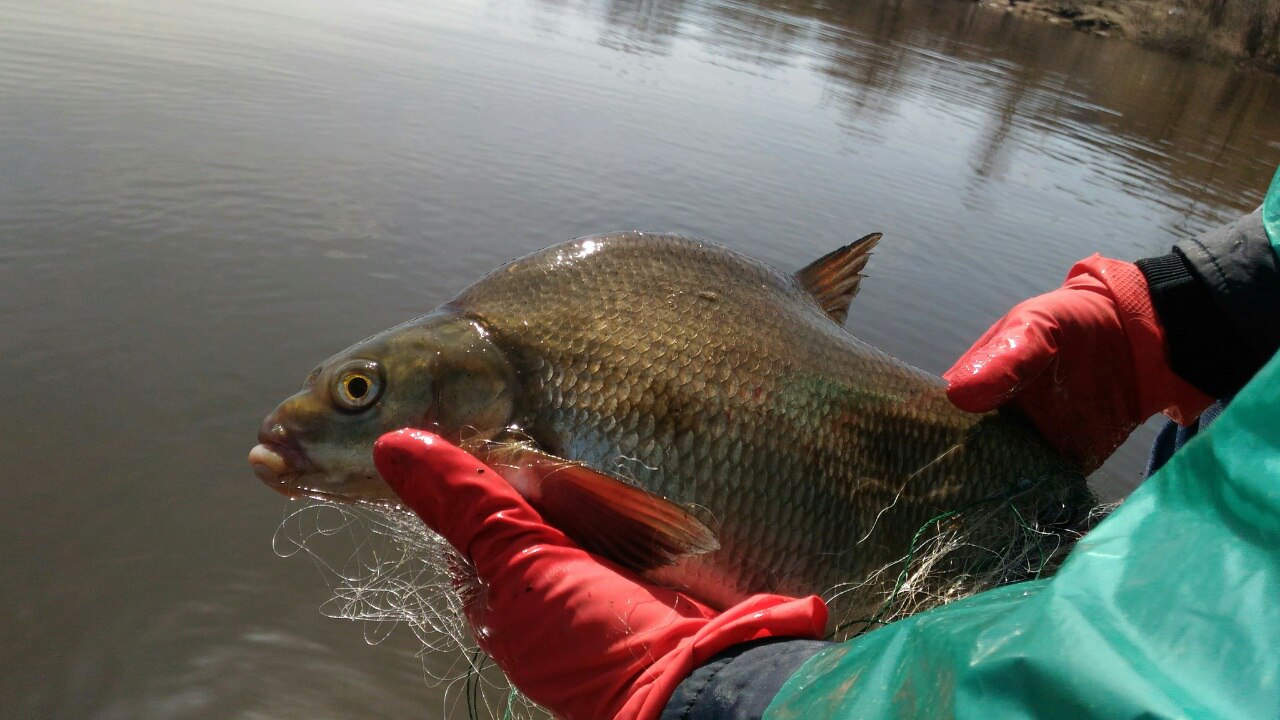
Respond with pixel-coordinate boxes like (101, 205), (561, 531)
(331, 360), (383, 412)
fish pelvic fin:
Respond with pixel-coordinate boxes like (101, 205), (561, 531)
(483, 443), (720, 572)
(794, 232), (882, 325)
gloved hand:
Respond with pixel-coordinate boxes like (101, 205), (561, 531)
(942, 255), (1212, 473)
(373, 429), (827, 720)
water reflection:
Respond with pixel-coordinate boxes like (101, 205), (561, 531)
(598, 0), (688, 54)
(702, 0), (813, 67)
(557, 0), (1279, 228)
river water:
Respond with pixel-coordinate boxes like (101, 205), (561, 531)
(3, 0), (1277, 717)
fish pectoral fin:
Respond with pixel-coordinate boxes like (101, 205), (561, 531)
(507, 449), (720, 572)
(794, 231), (882, 326)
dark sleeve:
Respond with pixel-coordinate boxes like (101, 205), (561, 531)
(658, 639), (832, 720)
(1135, 208), (1280, 398)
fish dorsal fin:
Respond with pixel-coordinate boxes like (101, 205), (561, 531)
(481, 443), (720, 572)
(794, 232), (882, 325)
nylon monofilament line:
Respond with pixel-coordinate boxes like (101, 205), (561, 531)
(272, 490), (1109, 719)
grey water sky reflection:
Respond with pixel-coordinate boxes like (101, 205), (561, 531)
(548, 0), (1278, 235)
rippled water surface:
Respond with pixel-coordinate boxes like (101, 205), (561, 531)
(3, 0), (1278, 716)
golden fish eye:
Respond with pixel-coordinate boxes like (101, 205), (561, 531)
(345, 375), (369, 398)
(331, 360), (383, 412)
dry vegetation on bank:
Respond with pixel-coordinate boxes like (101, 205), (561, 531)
(980, 0), (1280, 70)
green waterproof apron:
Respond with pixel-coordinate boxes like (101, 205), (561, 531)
(1266, 165), (1280, 248)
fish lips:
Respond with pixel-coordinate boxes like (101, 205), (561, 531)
(248, 441), (316, 498)
(248, 440), (400, 506)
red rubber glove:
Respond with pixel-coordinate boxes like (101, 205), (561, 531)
(942, 255), (1213, 474)
(373, 429), (827, 720)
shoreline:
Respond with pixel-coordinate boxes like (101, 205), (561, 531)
(972, 0), (1280, 73)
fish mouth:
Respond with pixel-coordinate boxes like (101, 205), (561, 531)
(248, 442), (399, 506)
(248, 442), (316, 498)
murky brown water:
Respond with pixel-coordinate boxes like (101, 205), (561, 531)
(3, 0), (1278, 716)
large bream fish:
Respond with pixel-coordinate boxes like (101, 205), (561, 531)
(249, 232), (1090, 619)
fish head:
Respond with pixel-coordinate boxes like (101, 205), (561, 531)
(248, 309), (517, 505)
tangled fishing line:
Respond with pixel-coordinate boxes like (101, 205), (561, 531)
(273, 500), (544, 719)
(828, 492), (1116, 637)
(273, 484), (1113, 719)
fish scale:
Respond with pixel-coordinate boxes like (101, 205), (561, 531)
(448, 232), (1088, 614)
(251, 231), (1092, 627)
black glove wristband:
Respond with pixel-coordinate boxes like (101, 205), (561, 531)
(1136, 251), (1259, 399)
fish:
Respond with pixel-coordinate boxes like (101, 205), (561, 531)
(249, 231), (1091, 622)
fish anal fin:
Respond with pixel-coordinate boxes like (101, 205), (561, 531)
(487, 445), (719, 572)
(794, 232), (882, 325)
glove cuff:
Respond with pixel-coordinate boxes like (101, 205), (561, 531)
(1076, 256), (1212, 425)
(611, 594), (828, 720)
(1137, 249), (1267, 399)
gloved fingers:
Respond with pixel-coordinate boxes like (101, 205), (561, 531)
(943, 301), (1060, 413)
(373, 429), (572, 567)
(1000, 350), (1138, 473)
(374, 429), (489, 508)
(944, 257), (1194, 472)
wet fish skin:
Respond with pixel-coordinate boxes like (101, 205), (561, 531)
(250, 232), (1088, 617)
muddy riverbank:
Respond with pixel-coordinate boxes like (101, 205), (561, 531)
(975, 0), (1280, 70)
